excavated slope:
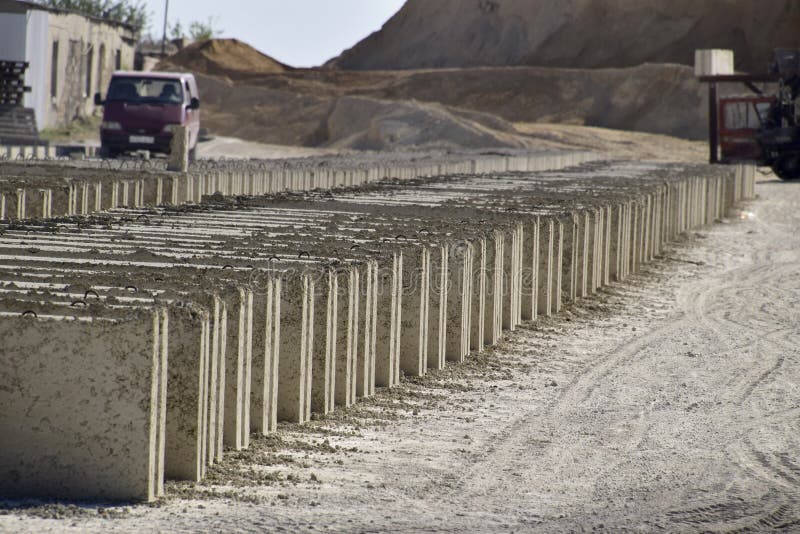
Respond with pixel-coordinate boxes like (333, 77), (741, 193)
(190, 62), (709, 148)
(328, 0), (800, 73)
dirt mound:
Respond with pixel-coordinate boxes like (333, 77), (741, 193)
(325, 96), (527, 150)
(353, 63), (710, 139)
(195, 62), (711, 143)
(193, 73), (332, 146)
(195, 73), (530, 150)
(328, 0), (800, 73)
(160, 39), (292, 80)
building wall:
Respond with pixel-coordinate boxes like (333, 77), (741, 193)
(24, 10), (49, 130)
(43, 12), (134, 129)
(0, 12), (27, 61)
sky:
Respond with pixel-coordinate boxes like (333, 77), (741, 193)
(140, 0), (406, 67)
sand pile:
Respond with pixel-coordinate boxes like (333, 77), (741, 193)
(325, 96), (528, 150)
(193, 73), (332, 146)
(194, 73), (531, 150)
(329, 0), (800, 73)
(160, 38), (291, 80)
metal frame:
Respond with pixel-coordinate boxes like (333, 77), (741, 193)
(698, 73), (780, 163)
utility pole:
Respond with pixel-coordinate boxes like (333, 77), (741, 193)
(161, 0), (170, 57)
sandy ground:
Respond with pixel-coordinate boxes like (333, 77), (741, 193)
(197, 136), (347, 160)
(2, 172), (798, 533)
(197, 125), (707, 162)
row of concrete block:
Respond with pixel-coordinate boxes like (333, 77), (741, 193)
(0, 151), (598, 221)
(0, 160), (756, 502)
(0, 145), (100, 160)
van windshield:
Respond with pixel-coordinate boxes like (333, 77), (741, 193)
(107, 77), (184, 105)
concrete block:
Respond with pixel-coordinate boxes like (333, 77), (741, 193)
(428, 244), (449, 370)
(554, 219), (564, 313)
(223, 287), (254, 450)
(208, 297), (227, 464)
(251, 278), (281, 435)
(336, 267), (360, 407)
(521, 217), (540, 322)
(168, 126), (189, 172)
(165, 305), (209, 482)
(277, 275), (314, 423)
(694, 49), (734, 76)
(311, 270), (338, 415)
(0, 308), (167, 502)
(603, 205), (612, 286)
(566, 214), (579, 302)
(579, 212), (590, 298)
(446, 240), (473, 363)
(400, 247), (430, 377)
(501, 225), (522, 331)
(484, 231), (503, 346)
(500, 228), (514, 331)
(357, 260), (377, 398)
(374, 252), (402, 387)
(537, 219), (554, 317)
(470, 237), (486, 352)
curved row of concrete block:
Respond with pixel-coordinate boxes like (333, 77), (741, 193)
(0, 158), (755, 502)
(0, 152), (598, 220)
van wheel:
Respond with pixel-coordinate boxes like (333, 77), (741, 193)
(99, 145), (119, 159)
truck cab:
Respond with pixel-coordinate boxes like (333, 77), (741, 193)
(95, 72), (200, 159)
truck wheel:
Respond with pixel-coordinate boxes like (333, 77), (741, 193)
(773, 155), (800, 180)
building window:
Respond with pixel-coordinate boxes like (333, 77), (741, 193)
(50, 41), (59, 99)
(115, 49), (121, 70)
(85, 48), (93, 97)
(98, 44), (106, 90)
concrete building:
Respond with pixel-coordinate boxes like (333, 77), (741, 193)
(0, 0), (136, 130)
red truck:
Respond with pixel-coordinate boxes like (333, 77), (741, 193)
(94, 71), (201, 160)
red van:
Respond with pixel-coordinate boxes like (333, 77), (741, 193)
(94, 71), (201, 159)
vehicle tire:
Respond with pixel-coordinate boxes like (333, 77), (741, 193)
(98, 145), (119, 159)
(773, 155), (800, 180)
(188, 146), (197, 163)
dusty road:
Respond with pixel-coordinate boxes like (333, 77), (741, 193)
(2, 174), (799, 532)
